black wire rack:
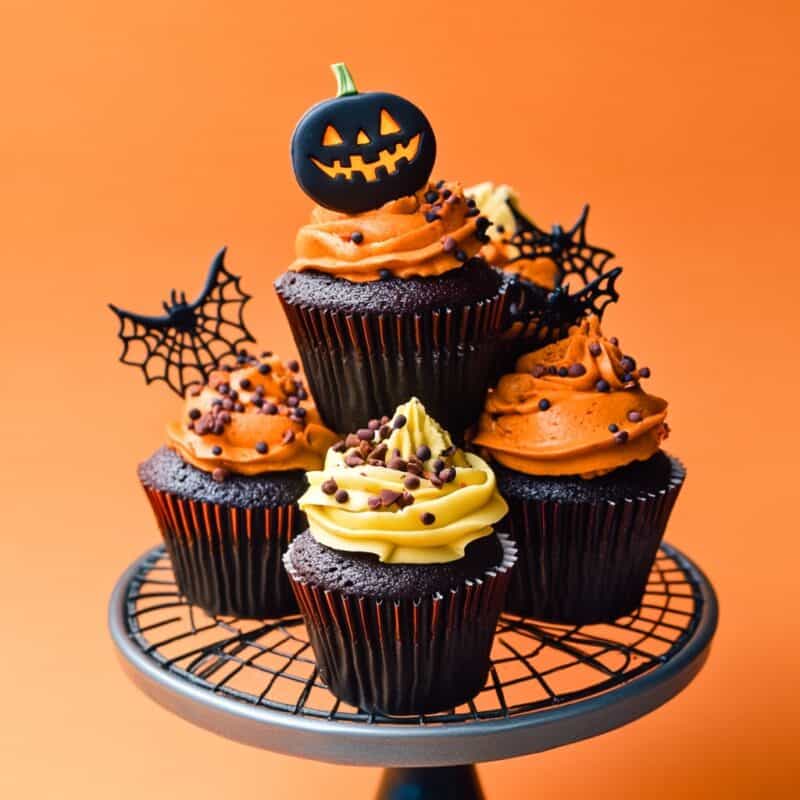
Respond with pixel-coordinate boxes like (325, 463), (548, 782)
(122, 542), (704, 726)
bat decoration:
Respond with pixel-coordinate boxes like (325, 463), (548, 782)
(109, 247), (255, 397)
(504, 200), (615, 286)
(291, 63), (437, 214)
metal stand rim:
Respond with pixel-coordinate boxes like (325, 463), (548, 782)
(109, 542), (717, 767)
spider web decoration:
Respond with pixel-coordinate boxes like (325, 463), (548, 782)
(109, 247), (255, 396)
(504, 200), (616, 287)
(501, 201), (623, 345)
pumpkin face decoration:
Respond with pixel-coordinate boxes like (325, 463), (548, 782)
(291, 63), (437, 214)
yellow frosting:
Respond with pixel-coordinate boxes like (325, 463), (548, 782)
(466, 182), (518, 241)
(298, 398), (508, 564)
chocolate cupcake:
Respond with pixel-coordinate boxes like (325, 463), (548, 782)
(472, 316), (684, 624)
(138, 351), (339, 619)
(467, 182), (623, 376)
(284, 398), (516, 715)
(276, 65), (509, 439)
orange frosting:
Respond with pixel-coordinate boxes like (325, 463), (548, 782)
(288, 181), (482, 283)
(166, 355), (339, 477)
(473, 316), (669, 477)
(480, 241), (559, 290)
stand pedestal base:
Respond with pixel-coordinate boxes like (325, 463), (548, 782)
(376, 765), (484, 800)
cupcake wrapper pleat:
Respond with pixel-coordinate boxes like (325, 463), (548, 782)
(141, 485), (302, 619)
(503, 458), (686, 624)
(276, 283), (509, 438)
(284, 534), (517, 716)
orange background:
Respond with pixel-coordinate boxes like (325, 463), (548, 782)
(2, 1), (799, 797)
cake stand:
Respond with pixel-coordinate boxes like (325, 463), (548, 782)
(109, 542), (717, 799)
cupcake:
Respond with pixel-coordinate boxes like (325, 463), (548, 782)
(283, 398), (516, 715)
(276, 64), (509, 440)
(467, 182), (623, 376)
(472, 315), (684, 624)
(138, 351), (339, 619)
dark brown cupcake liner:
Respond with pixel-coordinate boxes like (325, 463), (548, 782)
(283, 533), (517, 716)
(276, 281), (510, 438)
(502, 458), (686, 624)
(141, 484), (303, 619)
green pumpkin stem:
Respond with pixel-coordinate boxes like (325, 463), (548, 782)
(331, 62), (358, 97)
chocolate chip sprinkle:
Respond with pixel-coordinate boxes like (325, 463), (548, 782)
(421, 512), (436, 525)
(239, 378), (252, 390)
(393, 414), (407, 429)
(350, 231), (364, 244)
(432, 458), (445, 473)
(557, 366), (568, 377)
(334, 489), (349, 504)
(609, 423), (619, 433)
(596, 379), (611, 392)
(255, 441), (268, 454)
(356, 428), (374, 441)
(439, 467), (456, 483)
(614, 430), (630, 444)
(212, 445), (222, 456)
(639, 367), (651, 378)
(538, 398), (551, 411)
(627, 410), (643, 422)
(416, 445), (431, 461)
(258, 363), (271, 375)
(568, 363), (587, 377)
(322, 478), (338, 495)
(287, 360), (300, 373)
(589, 342), (602, 357)
(404, 474), (420, 490)
(442, 236), (457, 253)
(380, 489), (402, 508)
(367, 496), (382, 510)
(188, 408), (201, 420)
(379, 268), (392, 280)
(455, 249), (468, 262)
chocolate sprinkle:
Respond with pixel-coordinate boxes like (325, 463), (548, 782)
(334, 489), (349, 503)
(404, 474), (420, 490)
(442, 236), (457, 253)
(212, 445), (222, 456)
(367, 496), (382, 510)
(639, 367), (651, 378)
(596, 379), (611, 392)
(393, 414), (407, 429)
(287, 360), (300, 372)
(609, 423), (619, 433)
(350, 231), (364, 244)
(439, 467), (456, 483)
(322, 478), (338, 495)
(188, 408), (201, 420)
(258, 363), (271, 375)
(589, 342), (602, 357)
(614, 430), (630, 444)
(357, 428), (374, 441)
(380, 489), (402, 508)
(421, 512), (436, 525)
(538, 398), (551, 411)
(416, 445), (431, 461)
(628, 410), (643, 422)
(568, 363), (587, 377)
(255, 441), (268, 454)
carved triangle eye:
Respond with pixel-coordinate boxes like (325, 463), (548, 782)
(380, 109), (401, 135)
(356, 129), (371, 144)
(322, 125), (344, 146)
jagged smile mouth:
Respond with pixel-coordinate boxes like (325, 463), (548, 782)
(310, 134), (421, 182)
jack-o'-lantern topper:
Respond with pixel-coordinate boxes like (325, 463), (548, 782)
(291, 63), (437, 214)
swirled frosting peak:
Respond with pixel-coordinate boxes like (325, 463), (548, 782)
(166, 351), (339, 480)
(289, 181), (485, 283)
(473, 316), (669, 477)
(298, 398), (508, 564)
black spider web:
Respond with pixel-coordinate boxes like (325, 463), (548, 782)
(110, 249), (255, 396)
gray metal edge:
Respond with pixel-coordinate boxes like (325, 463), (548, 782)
(108, 544), (718, 767)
